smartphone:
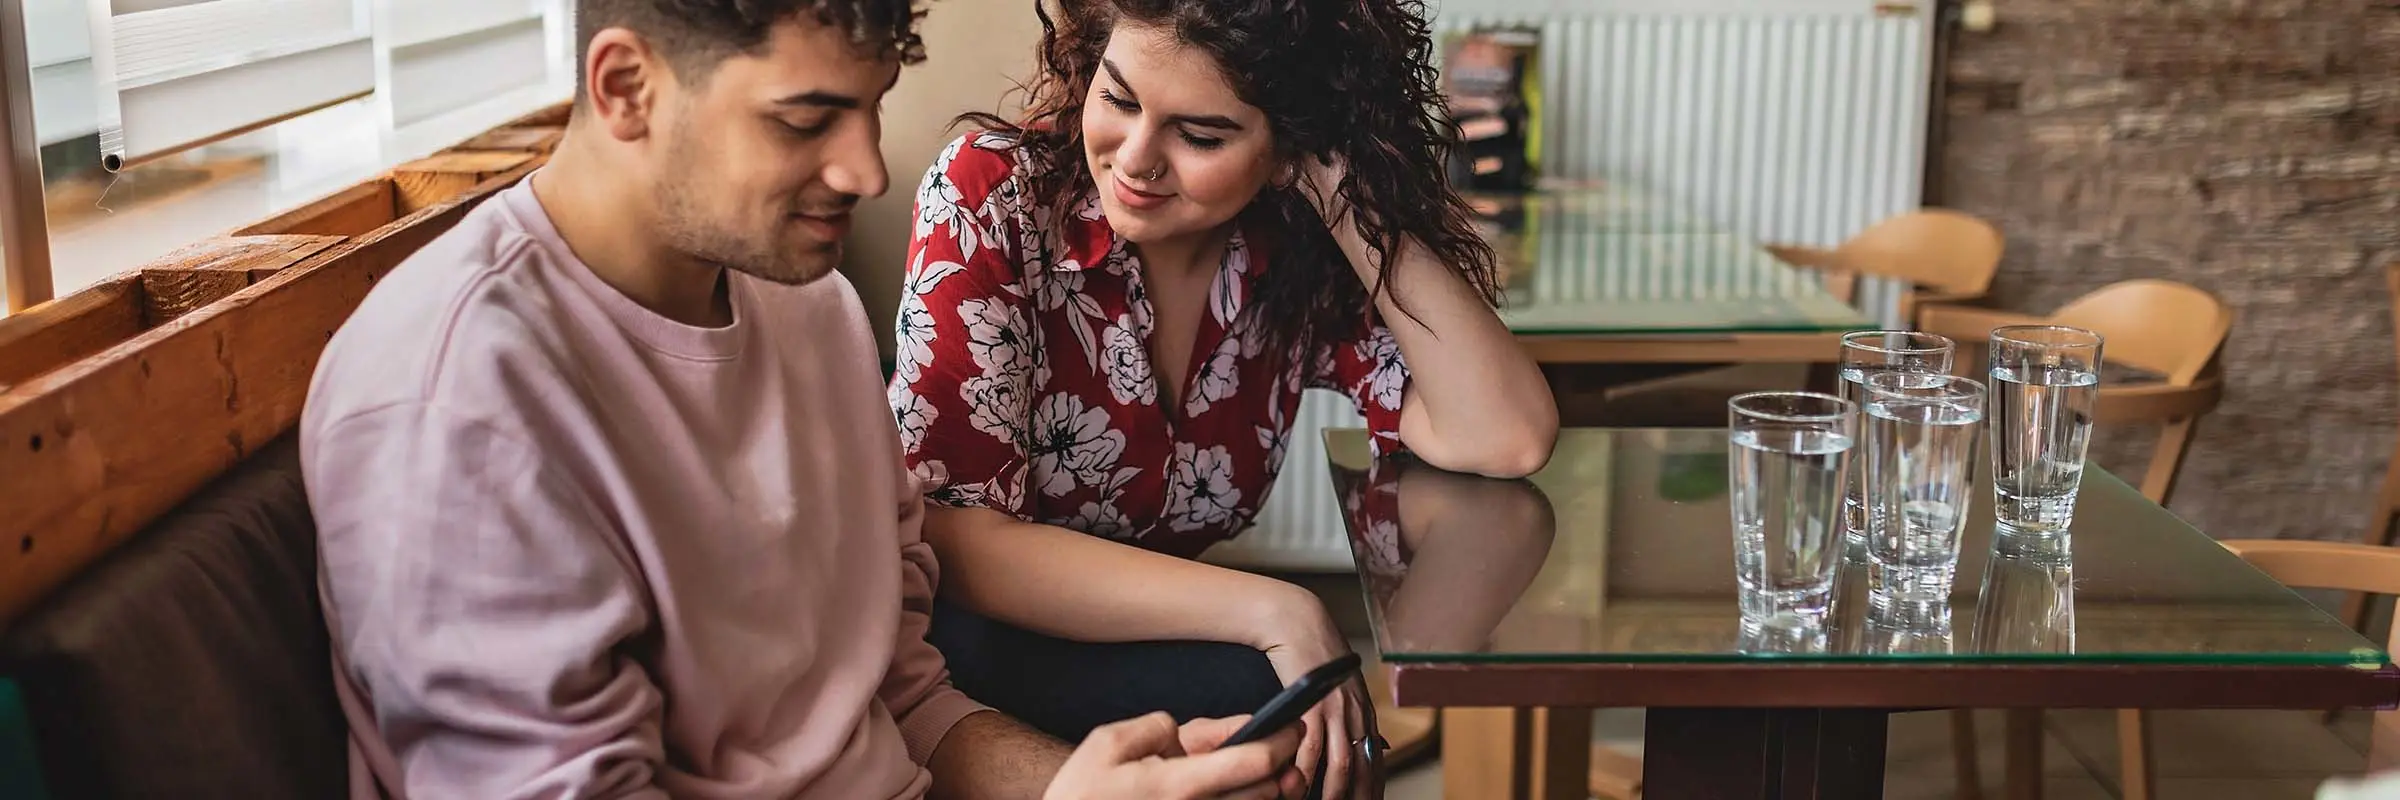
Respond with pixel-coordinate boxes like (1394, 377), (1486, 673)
(1216, 652), (1364, 749)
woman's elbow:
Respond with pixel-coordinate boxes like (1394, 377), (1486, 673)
(1484, 430), (1558, 478)
(1455, 420), (1559, 479)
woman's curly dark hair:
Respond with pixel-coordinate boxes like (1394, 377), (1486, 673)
(960, 0), (1498, 365)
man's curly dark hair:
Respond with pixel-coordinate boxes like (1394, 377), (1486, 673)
(576, 0), (929, 99)
(961, 0), (1499, 366)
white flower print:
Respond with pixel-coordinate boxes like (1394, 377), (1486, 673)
(1255, 368), (1303, 474)
(1100, 316), (1156, 406)
(1025, 394), (1127, 497)
(1059, 467), (1141, 539)
(1354, 328), (1408, 412)
(1164, 443), (1244, 533)
(1072, 189), (1105, 221)
(962, 373), (1031, 445)
(893, 255), (967, 385)
(973, 130), (1017, 151)
(1207, 233), (1250, 328)
(984, 461), (1028, 513)
(916, 138), (994, 258)
(1032, 268), (1109, 372)
(1184, 333), (1243, 417)
(959, 297), (1034, 378)
(891, 385), (938, 454)
(907, 459), (950, 496)
(916, 139), (968, 235)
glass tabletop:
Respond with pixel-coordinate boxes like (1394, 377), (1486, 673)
(1328, 427), (2387, 667)
(1468, 185), (1872, 336)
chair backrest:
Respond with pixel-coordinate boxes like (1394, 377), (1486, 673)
(1919, 279), (2232, 504)
(1835, 209), (2006, 298)
(0, 435), (345, 799)
(2218, 539), (2400, 771)
(2049, 279), (2232, 388)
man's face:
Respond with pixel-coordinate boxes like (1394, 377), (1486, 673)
(649, 18), (900, 285)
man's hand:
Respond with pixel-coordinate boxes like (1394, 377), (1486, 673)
(1044, 713), (1306, 800)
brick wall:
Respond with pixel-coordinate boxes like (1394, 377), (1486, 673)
(1939, 1), (2400, 541)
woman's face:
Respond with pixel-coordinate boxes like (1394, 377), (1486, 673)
(1081, 21), (1280, 245)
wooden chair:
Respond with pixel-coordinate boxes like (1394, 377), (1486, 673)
(1586, 209), (2005, 429)
(2340, 260), (2400, 639)
(1918, 279), (2233, 800)
(1767, 208), (2006, 326)
(2218, 539), (2400, 776)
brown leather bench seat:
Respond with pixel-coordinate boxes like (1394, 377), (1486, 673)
(0, 435), (348, 798)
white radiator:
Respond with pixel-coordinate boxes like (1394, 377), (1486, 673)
(1204, 0), (1937, 572)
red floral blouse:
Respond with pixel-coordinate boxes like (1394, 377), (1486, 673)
(888, 132), (1411, 559)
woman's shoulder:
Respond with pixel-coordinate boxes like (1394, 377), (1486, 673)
(925, 130), (1030, 198)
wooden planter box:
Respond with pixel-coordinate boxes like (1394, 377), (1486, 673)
(0, 143), (544, 626)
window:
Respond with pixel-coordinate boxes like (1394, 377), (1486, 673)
(2, 0), (572, 313)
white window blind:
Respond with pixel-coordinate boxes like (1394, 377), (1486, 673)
(376, 0), (560, 127)
(85, 0), (375, 169)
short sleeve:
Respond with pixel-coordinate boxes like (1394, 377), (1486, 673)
(888, 134), (1039, 519)
(1311, 320), (1411, 456)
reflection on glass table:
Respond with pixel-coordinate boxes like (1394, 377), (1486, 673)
(1464, 182), (1871, 336)
(1331, 427), (2386, 667)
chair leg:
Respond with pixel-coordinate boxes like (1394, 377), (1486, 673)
(1949, 709), (1985, 800)
(2117, 709), (2155, 800)
(2004, 709), (2043, 800)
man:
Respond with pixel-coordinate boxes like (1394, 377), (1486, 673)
(300, 1), (1303, 798)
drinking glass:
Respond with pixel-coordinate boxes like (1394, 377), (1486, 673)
(1986, 325), (2103, 533)
(1728, 392), (1855, 625)
(1860, 371), (1985, 610)
(1837, 331), (1956, 540)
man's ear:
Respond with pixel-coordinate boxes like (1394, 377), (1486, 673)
(582, 27), (667, 142)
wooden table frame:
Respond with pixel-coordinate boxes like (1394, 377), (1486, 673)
(1515, 331), (1859, 365)
(1394, 660), (2400, 799)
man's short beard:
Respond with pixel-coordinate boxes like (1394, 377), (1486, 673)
(652, 121), (839, 286)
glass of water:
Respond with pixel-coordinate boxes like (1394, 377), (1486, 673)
(1837, 331), (1956, 541)
(1860, 371), (1985, 611)
(1986, 326), (2103, 533)
(1728, 392), (1855, 627)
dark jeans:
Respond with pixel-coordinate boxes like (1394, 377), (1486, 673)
(926, 596), (1283, 743)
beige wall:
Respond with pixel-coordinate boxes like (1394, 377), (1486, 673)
(841, 0), (1045, 356)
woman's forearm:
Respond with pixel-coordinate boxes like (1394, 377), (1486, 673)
(924, 506), (1319, 648)
(1334, 222), (1558, 477)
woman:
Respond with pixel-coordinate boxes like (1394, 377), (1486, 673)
(887, 0), (1557, 792)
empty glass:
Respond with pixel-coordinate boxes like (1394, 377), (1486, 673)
(1987, 326), (2103, 534)
(1728, 392), (1855, 627)
(1837, 331), (1956, 540)
(1860, 371), (1985, 610)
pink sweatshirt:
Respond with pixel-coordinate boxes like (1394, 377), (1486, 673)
(301, 177), (987, 799)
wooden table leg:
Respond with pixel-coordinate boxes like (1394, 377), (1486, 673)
(1644, 708), (1889, 799)
(1441, 707), (1593, 800)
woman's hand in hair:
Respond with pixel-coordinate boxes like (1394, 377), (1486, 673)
(1297, 153), (1354, 231)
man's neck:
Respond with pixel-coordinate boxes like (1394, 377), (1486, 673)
(530, 136), (732, 328)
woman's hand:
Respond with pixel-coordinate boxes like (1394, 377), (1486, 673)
(1297, 153), (1354, 230)
(1255, 590), (1375, 798)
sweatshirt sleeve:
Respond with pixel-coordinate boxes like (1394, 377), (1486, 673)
(308, 401), (670, 800)
(878, 463), (994, 764)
